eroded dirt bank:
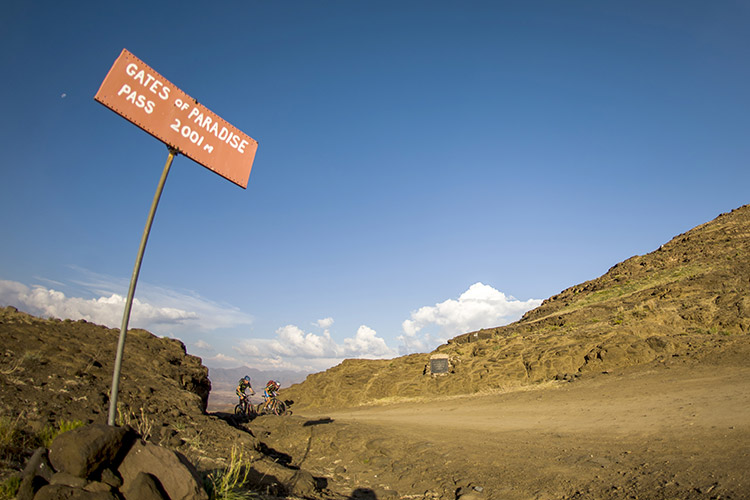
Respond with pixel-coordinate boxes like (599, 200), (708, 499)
(253, 356), (750, 499)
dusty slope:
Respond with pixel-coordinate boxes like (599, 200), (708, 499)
(256, 348), (750, 499)
(283, 205), (750, 410)
(3, 304), (747, 499)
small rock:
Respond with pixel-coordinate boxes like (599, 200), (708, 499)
(98, 468), (122, 488)
(457, 493), (483, 500)
(50, 471), (88, 488)
(698, 482), (718, 494)
(17, 447), (54, 500)
(83, 481), (113, 493)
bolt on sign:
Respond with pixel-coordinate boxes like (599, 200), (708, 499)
(95, 49), (258, 188)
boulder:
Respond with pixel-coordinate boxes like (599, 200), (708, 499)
(33, 484), (118, 500)
(123, 472), (169, 500)
(48, 425), (131, 478)
(246, 458), (318, 498)
(118, 441), (208, 500)
(18, 448), (54, 500)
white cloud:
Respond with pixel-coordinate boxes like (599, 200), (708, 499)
(398, 282), (542, 354)
(0, 273), (254, 336)
(234, 340), (262, 357)
(344, 325), (396, 357)
(315, 317), (334, 329)
(207, 353), (241, 367)
(229, 320), (398, 373)
(65, 268), (254, 332)
(0, 279), (197, 328)
(194, 340), (213, 350)
(270, 325), (341, 358)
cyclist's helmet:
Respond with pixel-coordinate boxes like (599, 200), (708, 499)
(243, 375), (251, 382)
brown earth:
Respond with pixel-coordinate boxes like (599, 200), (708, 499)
(258, 340), (750, 499)
(2, 204), (750, 499)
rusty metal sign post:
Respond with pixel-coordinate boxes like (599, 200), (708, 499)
(94, 49), (258, 426)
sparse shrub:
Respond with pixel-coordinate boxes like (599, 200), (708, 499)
(182, 429), (204, 452)
(20, 351), (42, 365)
(116, 405), (153, 441)
(0, 415), (29, 471)
(38, 419), (85, 448)
(203, 445), (254, 500)
(0, 416), (20, 459)
(0, 476), (21, 500)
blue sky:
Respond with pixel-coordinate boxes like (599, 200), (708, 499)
(1, 1), (748, 375)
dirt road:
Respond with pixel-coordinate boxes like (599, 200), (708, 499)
(278, 360), (750, 499)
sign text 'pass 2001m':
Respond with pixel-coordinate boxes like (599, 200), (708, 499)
(94, 49), (258, 189)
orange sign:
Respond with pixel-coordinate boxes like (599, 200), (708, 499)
(95, 49), (258, 188)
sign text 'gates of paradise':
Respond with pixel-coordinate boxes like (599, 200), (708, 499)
(95, 49), (258, 426)
(95, 48), (258, 188)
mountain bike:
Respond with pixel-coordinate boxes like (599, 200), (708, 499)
(234, 395), (257, 419)
(256, 397), (292, 416)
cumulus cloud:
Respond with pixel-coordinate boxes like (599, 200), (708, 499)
(398, 282), (542, 354)
(0, 274), (254, 336)
(344, 325), (396, 357)
(194, 340), (213, 350)
(207, 353), (241, 367)
(63, 268), (254, 332)
(0, 279), (197, 328)
(231, 320), (398, 373)
(315, 317), (334, 329)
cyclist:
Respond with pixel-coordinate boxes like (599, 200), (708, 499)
(236, 375), (255, 412)
(260, 380), (281, 412)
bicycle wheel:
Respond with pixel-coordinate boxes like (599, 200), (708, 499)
(234, 404), (244, 417)
(273, 400), (287, 416)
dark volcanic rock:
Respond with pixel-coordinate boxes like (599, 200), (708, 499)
(33, 483), (118, 499)
(118, 441), (208, 500)
(48, 424), (131, 478)
(123, 472), (169, 500)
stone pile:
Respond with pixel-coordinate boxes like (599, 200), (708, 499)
(16, 424), (208, 500)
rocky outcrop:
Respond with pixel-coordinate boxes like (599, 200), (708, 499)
(18, 424), (208, 500)
(0, 306), (211, 446)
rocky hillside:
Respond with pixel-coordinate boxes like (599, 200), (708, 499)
(283, 205), (750, 409)
(0, 309), (210, 427)
(0, 308), (325, 499)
